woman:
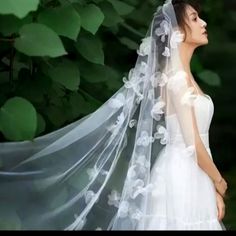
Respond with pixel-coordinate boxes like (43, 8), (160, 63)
(140, 0), (228, 230)
(0, 0), (227, 230)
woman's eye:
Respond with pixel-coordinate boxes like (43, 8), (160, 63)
(193, 17), (197, 21)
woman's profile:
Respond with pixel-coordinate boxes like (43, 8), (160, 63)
(0, 0), (228, 230)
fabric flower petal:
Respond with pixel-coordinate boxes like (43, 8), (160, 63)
(162, 47), (170, 57)
(170, 30), (184, 49)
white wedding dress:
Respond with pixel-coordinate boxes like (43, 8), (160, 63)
(143, 91), (226, 230)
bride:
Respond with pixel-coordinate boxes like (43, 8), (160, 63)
(0, 0), (228, 230)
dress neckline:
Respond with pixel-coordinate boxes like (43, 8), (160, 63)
(189, 78), (211, 101)
(198, 94), (211, 101)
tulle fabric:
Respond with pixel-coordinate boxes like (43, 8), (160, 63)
(142, 143), (223, 230)
(0, 0), (226, 230)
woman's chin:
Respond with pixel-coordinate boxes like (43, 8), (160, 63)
(199, 39), (209, 46)
(203, 36), (209, 45)
(193, 38), (209, 47)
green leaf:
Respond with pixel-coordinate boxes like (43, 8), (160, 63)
(38, 5), (81, 41)
(45, 105), (67, 127)
(0, 87), (7, 108)
(48, 60), (80, 91)
(0, 14), (32, 36)
(99, 2), (124, 27)
(80, 62), (116, 83)
(75, 34), (104, 65)
(0, 206), (21, 230)
(50, 83), (66, 98)
(68, 92), (86, 118)
(77, 4), (104, 35)
(198, 70), (221, 86)
(58, 0), (83, 5)
(57, 93), (83, 122)
(124, 0), (139, 6)
(107, 0), (134, 15)
(16, 70), (52, 104)
(106, 74), (123, 90)
(119, 37), (139, 50)
(14, 23), (67, 57)
(0, 97), (37, 141)
(126, 3), (153, 27)
(0, 0), (39, 19)
(35, 113), (46, 136)
(92, 0), (103, 3)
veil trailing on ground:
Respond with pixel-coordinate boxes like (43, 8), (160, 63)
(0, 0), (203, 230)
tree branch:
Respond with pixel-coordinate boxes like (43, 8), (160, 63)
(120, 22), (145, 38)
(0, 38), (15, 42)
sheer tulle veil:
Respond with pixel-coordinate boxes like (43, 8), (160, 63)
(0, 0), (205, 230)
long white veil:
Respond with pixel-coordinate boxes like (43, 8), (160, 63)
(0, 0), (204, 230)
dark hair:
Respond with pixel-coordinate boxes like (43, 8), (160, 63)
(172, 0), (201, 41)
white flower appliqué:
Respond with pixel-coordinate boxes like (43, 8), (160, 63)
(114, 112), (125, 127)
(117, 201), (130, 218)
(108, 93), (126, 109)
(154, 125), (169, 145)
(129, 119), (137, 128)
(123, 68), (143, 103)
(123, 68), (137, 89)
(107, 112), (125, 137)
(155, 20), (170, 42)
(117, 201), (144, 221)
(136, 155), (150, 169)
(151, 97), (166, 121)
(162, 47), (170, 57)
(108, 190), (121, 208)
(136, 94), (144, 104)
(170, 30), (184, 48)
(151, 71), (168, 88)
(108, 111), (125, 131)
(127, 179), (153, 199)
(87, 167), (98, 181)
(100, 169), (109, 176)
(85, 190), (95, 204)
(137, 37), (152, 56)
(139, 61), (148, 76)
(127, 165), (137, 179)
(129, 208), (143, 221)
(181, 86), (198, 106)
(167, 70), (188, 93)
(137, 131), (155, 147)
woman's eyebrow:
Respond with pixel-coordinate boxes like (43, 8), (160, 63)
(189, 12), (198, 16)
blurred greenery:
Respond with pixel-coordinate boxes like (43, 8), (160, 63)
(224, 167), (236, 230)
(0, 0), (235, 230)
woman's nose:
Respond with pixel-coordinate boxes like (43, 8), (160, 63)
(201, 19), (207, 28)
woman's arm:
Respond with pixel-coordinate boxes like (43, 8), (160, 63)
(192, 115), (228, 197)
(167, 72), (227, 197)
(216, 191), (226, 221)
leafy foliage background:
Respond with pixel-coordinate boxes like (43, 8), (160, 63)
(0, 0), (235, 229)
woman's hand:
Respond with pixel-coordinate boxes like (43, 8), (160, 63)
(214, 177), (228, 198)
(216, 192), (225, 221)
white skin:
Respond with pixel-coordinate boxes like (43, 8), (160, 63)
(178, 5), (227, 221)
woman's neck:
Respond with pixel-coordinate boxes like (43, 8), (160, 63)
(179, 43), (196, 77)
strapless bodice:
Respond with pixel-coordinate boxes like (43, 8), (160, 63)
(166, 94), (214, 149)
